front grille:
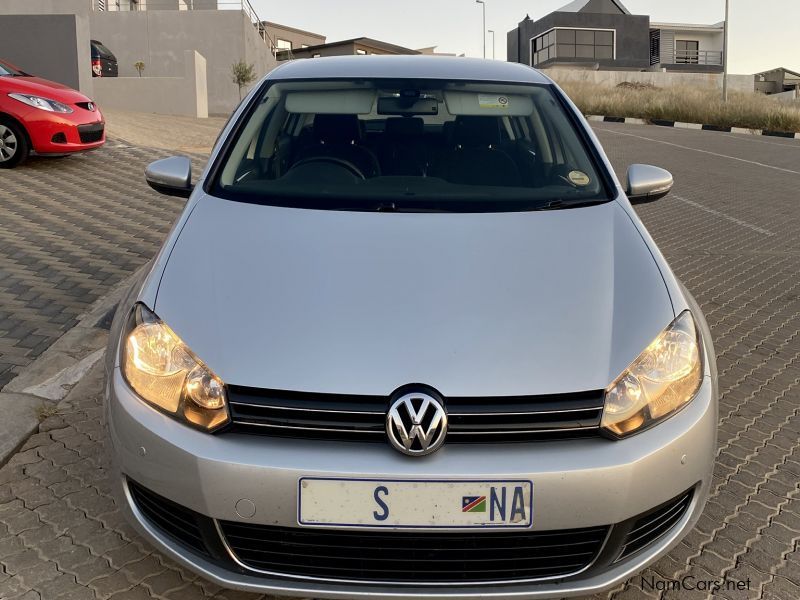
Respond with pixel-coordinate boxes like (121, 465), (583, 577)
(128, 480), (210, 557)
(78, 123), (104, 143)
(226, 386), (605, 443)
(219, 521), (609, 583)
(616, 489), (693, 561)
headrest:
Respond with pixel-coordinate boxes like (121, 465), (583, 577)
(313, 114), (362, 144)
(453, 116), (502, 148)
(385, 117), (424, 137)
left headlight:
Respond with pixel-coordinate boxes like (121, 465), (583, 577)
(601, 310), (703, 439)
(8, 93), (74, 113)
(121, 304), (229, 432)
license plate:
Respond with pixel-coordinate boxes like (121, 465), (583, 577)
(298, 478), (533, 528)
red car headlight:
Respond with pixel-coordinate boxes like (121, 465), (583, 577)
(8, 93), (74, 114)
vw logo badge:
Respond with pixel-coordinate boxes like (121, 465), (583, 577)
(386, 392), (447, 456)
(87, 102), (95, 111)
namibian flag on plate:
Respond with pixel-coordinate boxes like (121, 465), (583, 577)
(462, 495), (487, 513)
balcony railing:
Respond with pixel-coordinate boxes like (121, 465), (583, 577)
(658, 49), (723, 66)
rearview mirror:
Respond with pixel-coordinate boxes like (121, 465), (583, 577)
(625, 164), (673, 204)
(378, 96), (438, 116)
(145, 156), (193, 198)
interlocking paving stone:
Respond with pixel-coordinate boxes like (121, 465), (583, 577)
(0, 144), (198, 390)
(0, 124), (798, 599)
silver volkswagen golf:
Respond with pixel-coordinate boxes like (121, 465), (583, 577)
(105, 56), (718, 599)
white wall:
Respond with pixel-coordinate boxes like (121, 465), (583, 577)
(545, 68), (754, 94)
(770, 89), (799, 103)
(668, 30), (724, 54)
(92, 50), (208, 117)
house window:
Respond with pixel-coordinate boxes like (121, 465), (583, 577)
(301, 44), (310, 48)
(675, 40), (699, 64)
(532, 28), (614, 65)
(356, 49), (368, 55)
(276, 39), (292, 50)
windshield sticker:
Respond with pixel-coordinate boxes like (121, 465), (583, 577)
(568, 171), (591, 186)
(478, 95), (510, 109)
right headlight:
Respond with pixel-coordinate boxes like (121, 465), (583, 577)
(121, 304), (229, 432)
(601, 310), (703, 439)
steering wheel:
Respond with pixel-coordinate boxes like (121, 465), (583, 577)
(290, 156), (367, 180)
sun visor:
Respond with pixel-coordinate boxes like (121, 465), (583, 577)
(444, 91), (534, 116)
(285, 90), (376, 114)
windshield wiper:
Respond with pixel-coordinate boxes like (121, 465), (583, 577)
(539, 198), (609, 211)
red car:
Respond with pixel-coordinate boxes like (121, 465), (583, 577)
(0, 59), (105, 168)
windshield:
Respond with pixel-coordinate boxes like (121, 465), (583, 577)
(0, 61), (25, 77)
(211, 78), (612, 212)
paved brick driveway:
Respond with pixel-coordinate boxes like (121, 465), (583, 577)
(0, 144), (192, 389)
(1, 125), (799, 599)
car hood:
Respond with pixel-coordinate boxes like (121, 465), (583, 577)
(154, 196), (674, 397)
(1, 76), (90, 103)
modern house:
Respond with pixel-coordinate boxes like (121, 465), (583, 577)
(507, 0), (724, 73)
(263, 22), (326, 57)
(277, 37), (420, 61)
(650, 22), (724, 72)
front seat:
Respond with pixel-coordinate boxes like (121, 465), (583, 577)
(293, 114), (380, 178)
(431, 116), (521, 187)
(379, 117), (428, 175)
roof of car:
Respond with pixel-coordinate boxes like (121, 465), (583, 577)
(267, 55), (551, 85)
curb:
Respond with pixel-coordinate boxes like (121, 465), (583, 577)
(0, 264), (147, 466)
(585, 115), (800, 139)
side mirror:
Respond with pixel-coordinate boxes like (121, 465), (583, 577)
(625, 164), (673, 204)
(145, 156), (193, 198)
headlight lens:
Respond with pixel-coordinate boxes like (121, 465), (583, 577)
(8, 93), (74, 113)
(122, 305), (229, 431)
(601, 311), (702, 438)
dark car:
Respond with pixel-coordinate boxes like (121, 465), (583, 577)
(91, 40), (118, 78)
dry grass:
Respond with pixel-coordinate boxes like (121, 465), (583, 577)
(560, 82), (800, 133)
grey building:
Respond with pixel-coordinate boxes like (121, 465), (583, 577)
(507, 0), (724, 73)
(263, 22), (326, 56)
(277, 37), (419, 61)
(755, 67), (800, 95)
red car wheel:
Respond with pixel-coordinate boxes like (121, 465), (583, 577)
(0, 118), (29, 168)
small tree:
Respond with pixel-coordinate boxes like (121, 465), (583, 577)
(134, 61), (145, 77)
(231, 61), (256, 101)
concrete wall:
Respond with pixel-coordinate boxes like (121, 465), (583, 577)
(0, 15), (81, 91)
(0, 0), (94, 96)
(90, 9), (276, 114)
(92, 50), (208, 117)
(545, 68), (755, 94)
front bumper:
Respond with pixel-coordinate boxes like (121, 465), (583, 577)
(20, 105), (105, 154)
(107, 368), (717, 599)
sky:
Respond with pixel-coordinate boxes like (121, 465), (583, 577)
(249, 0), (799, 74)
